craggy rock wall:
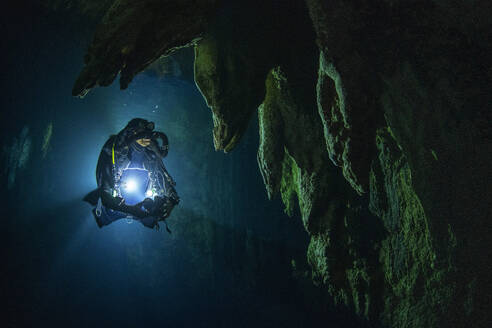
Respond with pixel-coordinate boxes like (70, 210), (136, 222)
(44, 0), (114, 19)
(70, 1), (492, 327)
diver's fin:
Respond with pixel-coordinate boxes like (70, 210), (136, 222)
(92, 208), (104, 228)
(83, 188), (101, 206)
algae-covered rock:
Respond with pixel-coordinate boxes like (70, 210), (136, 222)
(370, 128), (452, 327)
(379, 60), (492, 327)
(306, 1), (492, 325)
(144, 47), (195, 82)
(193, 1), (281, 152)
(257, 67), (335, 230)
(3, 126), (32, 189)
(257, 86), (283, 199)
(306, 200), (384, 321)
(194, 0), (320, 152)
(194, 34), (272, 152)
(307, 0), (385, 194)
(257, 66), (385, 321)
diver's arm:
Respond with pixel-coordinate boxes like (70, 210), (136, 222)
(148, 133), (178, 204)
(157, 162), (180, 220)
(162, 166), (179, 204)
(149, 132), (169, 158)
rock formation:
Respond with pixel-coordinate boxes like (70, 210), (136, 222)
(44, 0), (114, 19)
(3, 126), (32, 189)
(71, 0), (220, 97)
(71, 1), (492, 327)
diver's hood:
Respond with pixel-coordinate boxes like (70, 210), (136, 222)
(116, 118), (155, 147)
(125, 118), (155, 133)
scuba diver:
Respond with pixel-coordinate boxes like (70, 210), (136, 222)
(84, 118), (179, 231)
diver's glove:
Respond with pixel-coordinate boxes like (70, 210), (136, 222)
(101, 193), (149, 218)
(146, 196), (176, 220)
(169, 193), (180, 205)
(139, 196), (178, 220)
(159, 199), (175, 220)
(123, 202), (150, 218)
(139, 197), (174, 233)
(140, 197), (164, 217)
(141, 198), (155, 213)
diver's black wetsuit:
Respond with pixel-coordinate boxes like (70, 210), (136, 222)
(85, 119), (179, 229)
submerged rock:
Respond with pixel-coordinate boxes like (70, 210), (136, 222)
(3, 126), (32, 189)
(194, 1), (280, 152)
(44, 0), (114, 19)
(370, 128), (447, 327)
(307, 0), (386, 194)
(194, 34), (271, 152)
(257, 65), (386, 321)
(72, 0), (220, 97)
(144, 47), (195, 82)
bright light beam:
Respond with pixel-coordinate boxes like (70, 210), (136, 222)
(125, 179), (138, 192)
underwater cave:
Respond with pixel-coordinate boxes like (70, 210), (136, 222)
(1, 1), (491, 327)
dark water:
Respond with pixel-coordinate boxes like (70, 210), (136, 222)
(0, 2), (323, 327)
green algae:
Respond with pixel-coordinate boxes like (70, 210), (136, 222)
(370, 128), (455, 328)
(280, 149), (300, 217)
(346, 259), (371, 318)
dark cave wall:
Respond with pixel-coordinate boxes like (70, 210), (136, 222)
(307, 1), (492, 326)
(66, 0), (492, 327)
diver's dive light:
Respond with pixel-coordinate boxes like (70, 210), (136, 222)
(119, 168), (151, 205)
(123, 179), (138, 192)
